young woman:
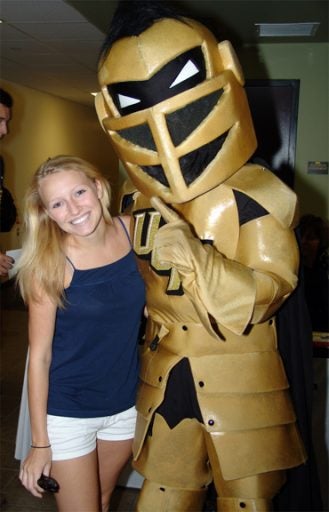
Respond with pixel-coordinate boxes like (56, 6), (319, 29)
(17, 155), (145, 511)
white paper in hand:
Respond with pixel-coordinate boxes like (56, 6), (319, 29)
(6, 249), (22, 279)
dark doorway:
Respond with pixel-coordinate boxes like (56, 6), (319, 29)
(245, 79), (300, 188)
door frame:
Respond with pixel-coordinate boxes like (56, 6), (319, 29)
(245, 79), (300, 188)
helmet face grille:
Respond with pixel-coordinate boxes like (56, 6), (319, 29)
(179, 130), (228, 186)
(140, 164), (169, 187)
(117, 89), (226, 189)
(139, 130), (228, 189)
(118, 124), (156, 151)
(116, 89), (223, 152)
(167, 89), (223, 147)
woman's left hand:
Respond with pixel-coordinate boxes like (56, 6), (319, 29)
(19, 446), (52, 498)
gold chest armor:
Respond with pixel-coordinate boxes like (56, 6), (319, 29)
(127, 164), (306, 479)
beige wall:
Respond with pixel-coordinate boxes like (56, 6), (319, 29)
(240, 42), (328, 220)
(0, 79), (118, 252)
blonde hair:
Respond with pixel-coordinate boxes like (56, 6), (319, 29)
(17, 155), (112, 306)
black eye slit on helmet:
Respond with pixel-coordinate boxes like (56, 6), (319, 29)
(116, 89), (224, 150)
(140, 130), (229, 188)
(108, 47), (206, 115)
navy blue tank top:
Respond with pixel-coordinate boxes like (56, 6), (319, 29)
(47, 218), (145, 418)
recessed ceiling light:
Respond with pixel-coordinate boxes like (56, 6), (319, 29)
(255, 22), (320, 37)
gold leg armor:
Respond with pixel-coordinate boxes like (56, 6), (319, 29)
(207, 433), (286, 512)
(136, 480), (207, 512)
(217, 497), (272, 512)
(133, 414), (211, 511)
(133, 413), (288, 511)
(133, 414), (211, 488)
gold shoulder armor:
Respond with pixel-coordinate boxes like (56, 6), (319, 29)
(227, 164), (299, 229)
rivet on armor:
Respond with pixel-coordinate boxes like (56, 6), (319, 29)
(199, 381), (205, 387)
(208, 419), (214, 426)
(182, 325), (188, 331)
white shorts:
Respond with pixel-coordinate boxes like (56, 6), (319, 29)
(47, 406), (137, 461)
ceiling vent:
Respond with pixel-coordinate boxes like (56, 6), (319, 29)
(255, 22), (320, 37)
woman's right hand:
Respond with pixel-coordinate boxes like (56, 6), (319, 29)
(19, 447), (52, 497)
(0, 252), (14, 277)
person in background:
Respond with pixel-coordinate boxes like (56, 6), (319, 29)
(300, 213), (329, 332)
(0, 87), (17, 276)
(17, 155), (145, 512)
(0, 88), (12, 139)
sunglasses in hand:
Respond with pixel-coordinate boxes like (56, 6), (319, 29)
(37, 474), (59, 493)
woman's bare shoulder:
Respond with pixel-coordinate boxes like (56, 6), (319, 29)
(116, 214), (131, 231)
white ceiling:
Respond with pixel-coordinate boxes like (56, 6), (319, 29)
(0, 0), (328, 108)
(0, 0), (107, 106)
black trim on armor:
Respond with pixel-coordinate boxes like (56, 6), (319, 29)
(120, 192), (135, 213)
(150, 358), (203, 432)
(233, 189), (269, 225)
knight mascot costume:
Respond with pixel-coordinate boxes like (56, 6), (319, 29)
(95, 2), (311, 510)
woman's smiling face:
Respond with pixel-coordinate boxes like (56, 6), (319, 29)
(39, 169), (103, 237)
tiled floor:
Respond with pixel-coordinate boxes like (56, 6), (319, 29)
(0, 283), (139, 511)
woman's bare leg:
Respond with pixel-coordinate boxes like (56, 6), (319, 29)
(51, 450), (99, 512)
(97, 438), (133, 512)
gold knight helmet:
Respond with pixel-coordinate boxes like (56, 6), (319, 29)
(96, 1), (257, 204)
